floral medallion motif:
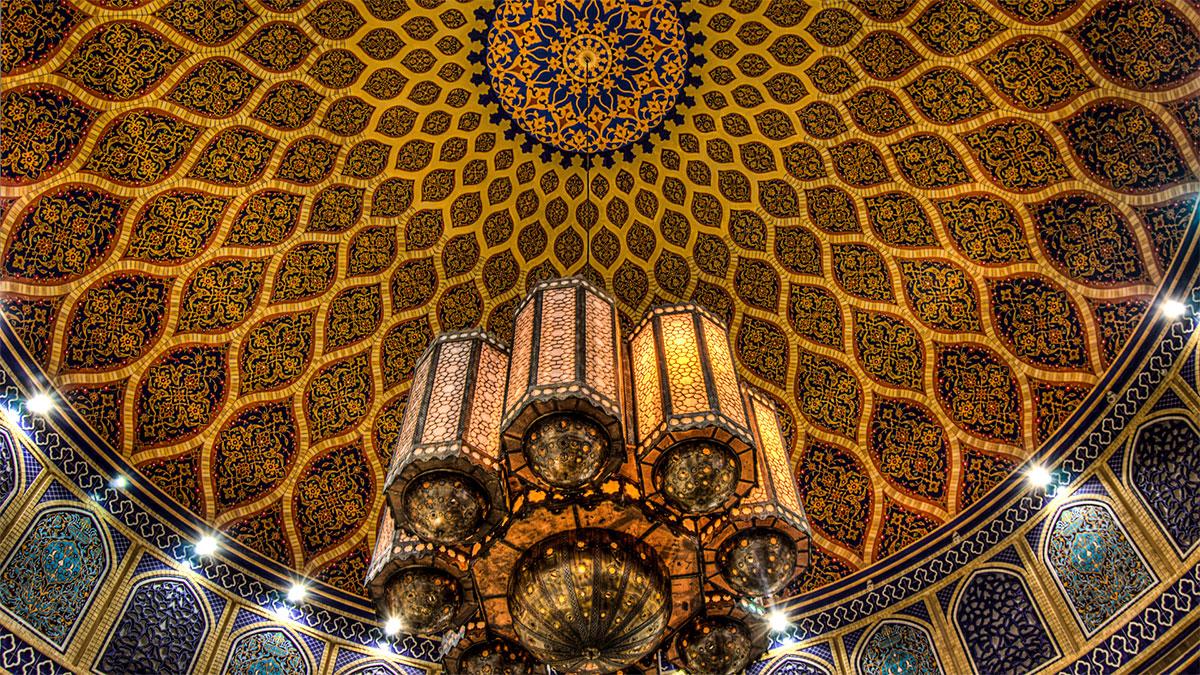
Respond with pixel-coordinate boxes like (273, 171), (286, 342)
(2, 185), (129, 283)
(213, 401), (299, 512)
(57, 21), (187, 100)
(134, 344), (228, 448)
(870, 398), (948, 505)
(293, 440), (373, 555)
(1, 0), (85, 76)
(1, 86), (97, 184)
(481, 0), (691, 154)
(62, 273), (173, 372)
(82, 109), (201, 186)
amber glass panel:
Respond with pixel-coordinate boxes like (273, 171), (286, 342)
(749, 393), (802, 514)
(396, 354), (432, 462)
(507, 303), (534, 410)
(661, 313), (707, 415)
(584, 292), (618, 401)
(632, 327), (663, 442)
(536, 287), (577, 384)
(702, 317), (747, 424)
(466, 342), (507, 457)
(423, 339), (471, 442)
(373, 507), (395, 561)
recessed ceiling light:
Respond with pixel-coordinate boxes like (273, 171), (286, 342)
(287, 584), (308, 603)
(384, 617), (402, 636)
(1026, 464), (1053, 489)
(2, 408), (22, 427)
(26, 394), (53, 415)
(194, 535), (218, 556)
(768, 610), (791, 633)
(1162, 299), (1188, 318)
(272, 605), (293, 622)
(109, 475), (128, 490)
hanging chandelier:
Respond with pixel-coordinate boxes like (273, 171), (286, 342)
(366, 277), (812, 674)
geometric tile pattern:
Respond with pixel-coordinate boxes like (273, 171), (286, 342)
(0, 0), (1197, 593)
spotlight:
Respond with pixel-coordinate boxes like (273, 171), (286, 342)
(767, 610), (791, 633)
(384, 617), (402, 636)
(194, 535), (218, 556)
(109, 475), (128, 490)
(2, 408), (21, 427)
(1026, 464), (1053, 489)
(287, 583), (308, 603)
(26, 394), (53, 415)
(1162, 299), (1188, 318)
(272, 605), (293, 622)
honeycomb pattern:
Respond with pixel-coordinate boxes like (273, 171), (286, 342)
(0, 0), (1197, 594)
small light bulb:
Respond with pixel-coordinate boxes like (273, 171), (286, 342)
(768, 610), (791, 633)
(26, 394), (53, 415)
(1026, 464), (1053, 489)
(273, 605), (293, 622)
(194, 535), (218, 556)
(110, 475), (128, 490)
(287, 584), (308, 603)
(384, 617), (402, 636)
(1162, 299), (1188, 318)
(2, 408), (21, 427)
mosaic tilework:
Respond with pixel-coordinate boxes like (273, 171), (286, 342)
(0, 0), (1197, 622)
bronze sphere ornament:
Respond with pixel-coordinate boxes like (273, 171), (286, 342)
(400, 470), (490, 545)
(367, 280), (814, 674)
(675, 615), (756, 675)
(508, 529), (671, 673)
(654, 439), (740, 514)
(718, 527), (799, 597)
(379, 566), (464, 635)
(522, 413), (610, 489)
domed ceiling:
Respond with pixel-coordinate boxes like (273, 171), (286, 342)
(1, 0), (1197, 600)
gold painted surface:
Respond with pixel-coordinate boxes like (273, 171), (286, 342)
(0, 0), (1197, 592)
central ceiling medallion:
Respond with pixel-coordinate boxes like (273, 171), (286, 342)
(479, 0), (693, 155)
(367, 278), (812, 674)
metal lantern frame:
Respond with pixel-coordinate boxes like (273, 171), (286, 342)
(627, 303), (759, 519)
(364, 507), (479, 631)
(702, 386), (813, 598)
(500, 277), (628, 492)
(369, 280), (812, 673)
(383, 329), (511, 550)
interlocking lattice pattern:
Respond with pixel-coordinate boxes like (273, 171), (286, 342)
(0, 0), (1197, 595)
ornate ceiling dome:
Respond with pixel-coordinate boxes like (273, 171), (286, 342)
(0, 0), (1197, 604)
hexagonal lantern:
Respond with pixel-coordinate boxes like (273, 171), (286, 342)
(383, 330), (510, 549)
(628, 304), (757, 517)
(500, 277), (626, 492)
(703, 387), (812, 599)
(365, 507), (477, 636)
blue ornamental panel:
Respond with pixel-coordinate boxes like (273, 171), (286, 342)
(1045, 501), (1155, 634)
(758, 655), (834, 675)
(1129, 416), (1200, 554)
(954, 569), (1059, 675)
(856, 620), (943, 675)
(0, 507), (108, 648)
(223, 628), (312, 675)
(0, 427), (16, 512)
(97, 577), (209, 675)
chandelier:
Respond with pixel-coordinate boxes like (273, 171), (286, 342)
(366, 277), (812, 674)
